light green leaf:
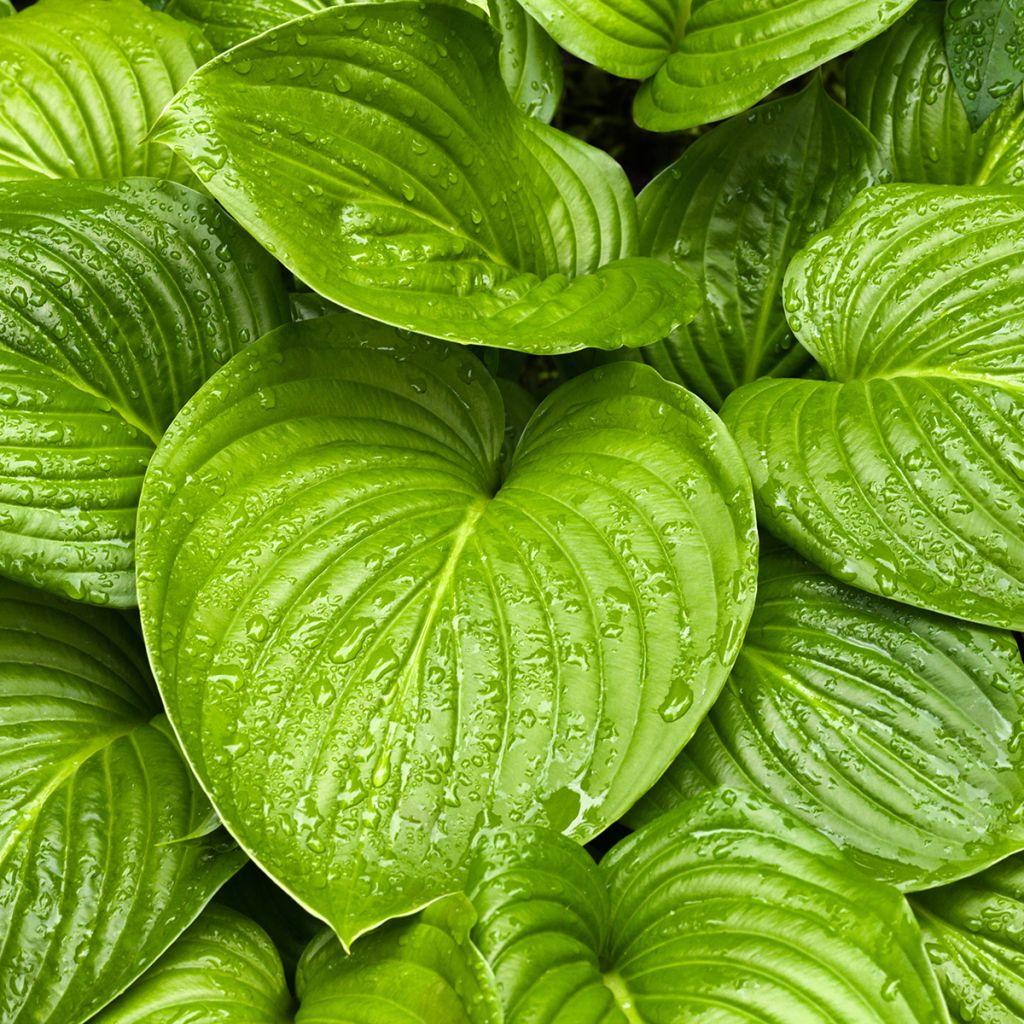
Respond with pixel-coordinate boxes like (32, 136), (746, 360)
(515, 0), (915, 131)
(150, 3), (699, 354)
(467, 789), (950, 1022)
(136, 313), (758, 946)
(0, 0), (212, 183)
(628, 546), (1024, 891)
(946, 0), (1024, 130)
(165, 0), (563, 122)
(0, 2), (13, 17)
(913, 855), (1024, 1023)
(721, 184), (1024, 629)
(91, 905), (293, 1024)
(847, 2), (1024, 186)
(0, 580), (244, 1024)
(0, 177), (288, 608)
(639, 80), (879, 408)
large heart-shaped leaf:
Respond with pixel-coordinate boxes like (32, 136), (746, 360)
(847, 2), (1024, 186)
(136, 313), (758, 946)
(466, 789), (950, 1022)
(514, 0), (914, 131)
(0, 580), (244, 1024)
(97, 897), (500, 1023)
(721, 184), (1024, 629)
(946, 0), (1024, 130)
(164, 0), (563, 122)
(639, 80), (879, 408)
(628, 546), (1024, 891)
(912, 854), (1024, 1022)
(0, 0), (212, 183)
(0, 177), (288, 607)
(150, 2), (699, 354)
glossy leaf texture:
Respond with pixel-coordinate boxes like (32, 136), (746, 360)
(0, 177), (288, 607)
(912, 855), (1024, 1022)
(0, 0), (212, 183)
(847, 1), (1024, 186)
(150, 3), (699, 354)
(516, 0), (915, 131)
(0, 580), (244, 1024)
(946, 0), (1024, 129)
(721, 185), (1024, 629)
(639, 80), (879, 408)
(136, 313), (758, 946)
(96, 895), (500, 1022)
(92, 905), (293, 1024)
(467, 789), (950, 1023)
(165, 0), (563, 122)
(628, 546), (1024, 891)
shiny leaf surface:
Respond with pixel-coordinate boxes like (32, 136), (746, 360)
(847, 2), (1024, 185)
(0, 580), (244, 1024)
(721, 184), (1024, 629)
(0, 0), (212, 183)
(467, 789), (950, 1022)
(136, 313), (758, 946)
(629, 546), (1024, 890)
(913, 855), (1024, 1023)
(639, 81), (879, 407)
(0, 177), (288, 607)
(151, 3), (699, 353)
(516, 0), (915, 131)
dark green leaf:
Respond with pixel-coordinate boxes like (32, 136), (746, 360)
(0, 580), (244, 1024)
(0, 0), (212, 182)
(136, 313), (758, 946)
(847, 1), (1024, 185)
(0, 177), (288, 607)
(639, 80), (879, 408)
(721, 184), (1024, 629)
(629, 546), (1024, 890)
(946, 0), (1024, 129)
(467, 789), (950, 1022)
(150, 3), (700, 354)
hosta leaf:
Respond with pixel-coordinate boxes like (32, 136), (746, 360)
(721, 185), (1024, 629)
(946, 0), (1024, 130)
(0, 0), (212, 183)
(639, 80), (879, 408)
(912, 855), (1024, 1022)
(92, 905), (293, 1024)
(847, 2), (1024, 186)
(628, 546), (1024, 890)
(0, 580), (244, 1024)
(165, 0), (563, 122)
(467, 789), (950, 1023)
(136, 313), (758, 946)
(150, 3), (699, 354)
(0, 177), (288, 607)
(516, 0), (915, 131)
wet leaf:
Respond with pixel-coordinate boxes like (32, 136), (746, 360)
(136, 312), (758, 946)
(721, 184), (1024, 629)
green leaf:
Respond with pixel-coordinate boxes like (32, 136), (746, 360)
(0, 2), (13, 17)
(628, 545), (1024, 891)
(91, 905), (293, 1024)
(0, 177), (288, 607)
(639, 80), (879, 408)
(515, 0), (915, 131)
(847, 2), (1024, 186)
(912, 855), (1024, 1023)
(150, 3), (700, 354)
(467, 789), (950, 1022)
(721, 184), (1024, 629)
(136, 313), (758, 946)
(0, 580), (244, 1024)
(0, 0), (212, 183)
(946, 0), (1024, 130)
